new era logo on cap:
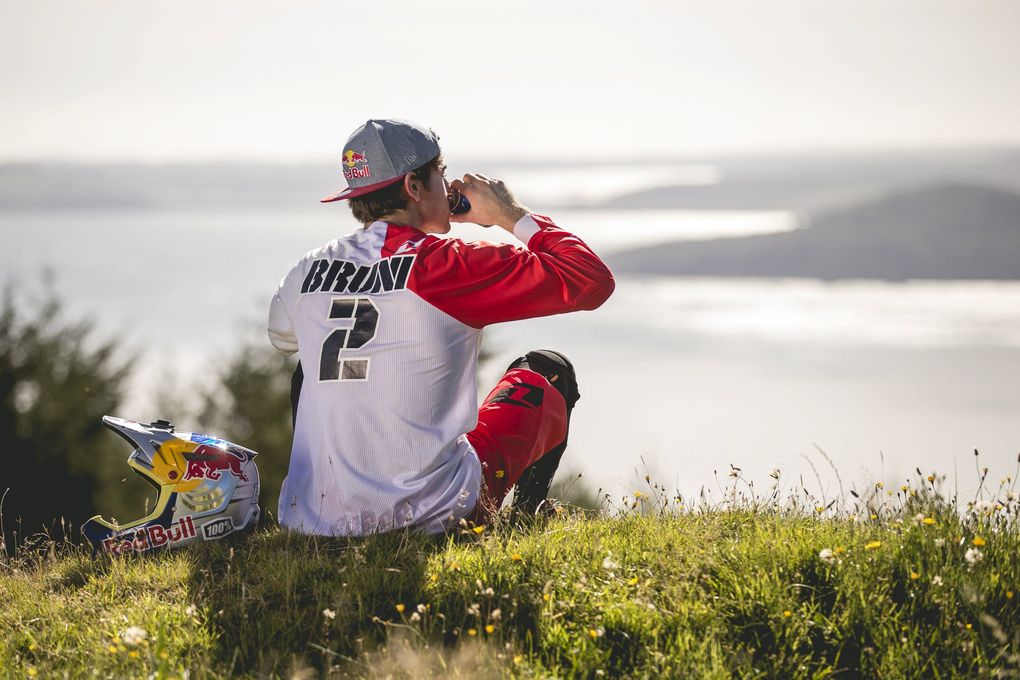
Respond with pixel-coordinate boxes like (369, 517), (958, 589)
(321, 119), (441, 203)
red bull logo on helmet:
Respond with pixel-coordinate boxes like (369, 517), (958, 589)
(182, 444), (249, 482)
(100, 516), (196, 555)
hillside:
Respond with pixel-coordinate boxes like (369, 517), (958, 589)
(608, 184), (1020, 280)
(3, 482), (1019, 678)
(598, 148), (1020, 212)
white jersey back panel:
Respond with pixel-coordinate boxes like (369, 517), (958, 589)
(268, 215), (614, 536)
(271, 223), (481, 535)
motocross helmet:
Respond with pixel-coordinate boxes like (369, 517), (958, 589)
(82, 416), (260, 554)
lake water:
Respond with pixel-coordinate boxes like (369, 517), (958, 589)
(3, 206), (1018, 504)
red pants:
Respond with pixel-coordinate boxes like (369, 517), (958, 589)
(467, 368), (567, 516)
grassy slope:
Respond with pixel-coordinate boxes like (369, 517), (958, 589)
(3, 490), (1020, 679)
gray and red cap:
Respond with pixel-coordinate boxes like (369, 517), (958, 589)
(321, 119), (441, 203)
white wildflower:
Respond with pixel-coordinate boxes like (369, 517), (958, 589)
(974, 501), (994, 514)
(185, 604), (198, 618)
(120, 626), (148, 646)
(935, 538), (945, 547)
(602, 556), (619, 571)
(964, 547), (983, 564)
(489, 608), (502, 621)
(416, 603), (427, 614)
(467, 603), (481, 617)
(322, 609), (336, 620)
(914, 513), (926, 525)
(932, 575), (944, 586)
(409, 612), (421, 623)
(818, 548), (836, 563)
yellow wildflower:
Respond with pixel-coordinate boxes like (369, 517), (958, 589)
(865, 540), (882, 550)
(513, 655), (523, 665)
(395, 604), (405, 613)
(485, 624), (495, 634)
(495, 470), (505, 479)
(923, 517), (935, 525)
(510, 553), (522, 561)
(107, 645), (118, 654)
(973, 536), (986, 547)
(910, 571), (920, 580)
(834, 547), (845, 555)
(27, 668), (38, 678)
(472, 525), (485, 535)
(783, 610), (792, 618)
(627, 577), (639, 586)
(927, 475), (935, 483)
(128, 651), (139, 659)
(467, 628), (477, 636)
(1007, 591), (1014, 600)
(870, 514), (878, 520)
(966, 623), (972, 630)
(901, 485), (908, 492)
(542, 593), (551, 602)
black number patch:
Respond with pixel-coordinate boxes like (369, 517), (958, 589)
(319, 297), (379, 381)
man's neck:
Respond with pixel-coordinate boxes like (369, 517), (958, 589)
(373, 208), (418, 229)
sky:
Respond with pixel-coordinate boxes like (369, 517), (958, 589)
(1, 0), (1018, 163)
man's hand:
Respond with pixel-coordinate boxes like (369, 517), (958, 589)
(449, 174), (529, 233)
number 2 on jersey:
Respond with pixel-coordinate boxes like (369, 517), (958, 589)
(319, 297), (379, 381)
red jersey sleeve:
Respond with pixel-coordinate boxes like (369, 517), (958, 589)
(404, 214), (615, 328)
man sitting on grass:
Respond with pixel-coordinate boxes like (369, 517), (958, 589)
(268, 119), (614, 535)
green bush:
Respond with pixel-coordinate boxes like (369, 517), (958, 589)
(0, 287), (133, 552)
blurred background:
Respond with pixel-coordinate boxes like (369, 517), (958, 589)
(2, 0), (1019, 548)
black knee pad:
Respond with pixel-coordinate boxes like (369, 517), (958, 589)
(507, 349), (579, 515)
(506, 349), (580, 410)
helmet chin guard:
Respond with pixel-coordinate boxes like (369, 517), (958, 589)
(82, 416), (260, 554)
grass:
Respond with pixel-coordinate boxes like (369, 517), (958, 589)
(2, 465), (1019, 678)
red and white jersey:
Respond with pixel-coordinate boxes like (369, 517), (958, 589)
(268, 214), (614, 535)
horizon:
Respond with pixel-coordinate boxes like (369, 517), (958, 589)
(2, 142), (1019, 168)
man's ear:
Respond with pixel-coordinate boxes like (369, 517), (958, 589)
(402, 173), (421, 203)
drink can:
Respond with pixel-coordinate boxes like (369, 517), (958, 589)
(448, 189), (471, 215)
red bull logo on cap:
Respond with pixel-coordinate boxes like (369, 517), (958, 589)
(182, 444), (249, 482)
(342, 149), (372, 181)
(343, 149), (369, 167)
